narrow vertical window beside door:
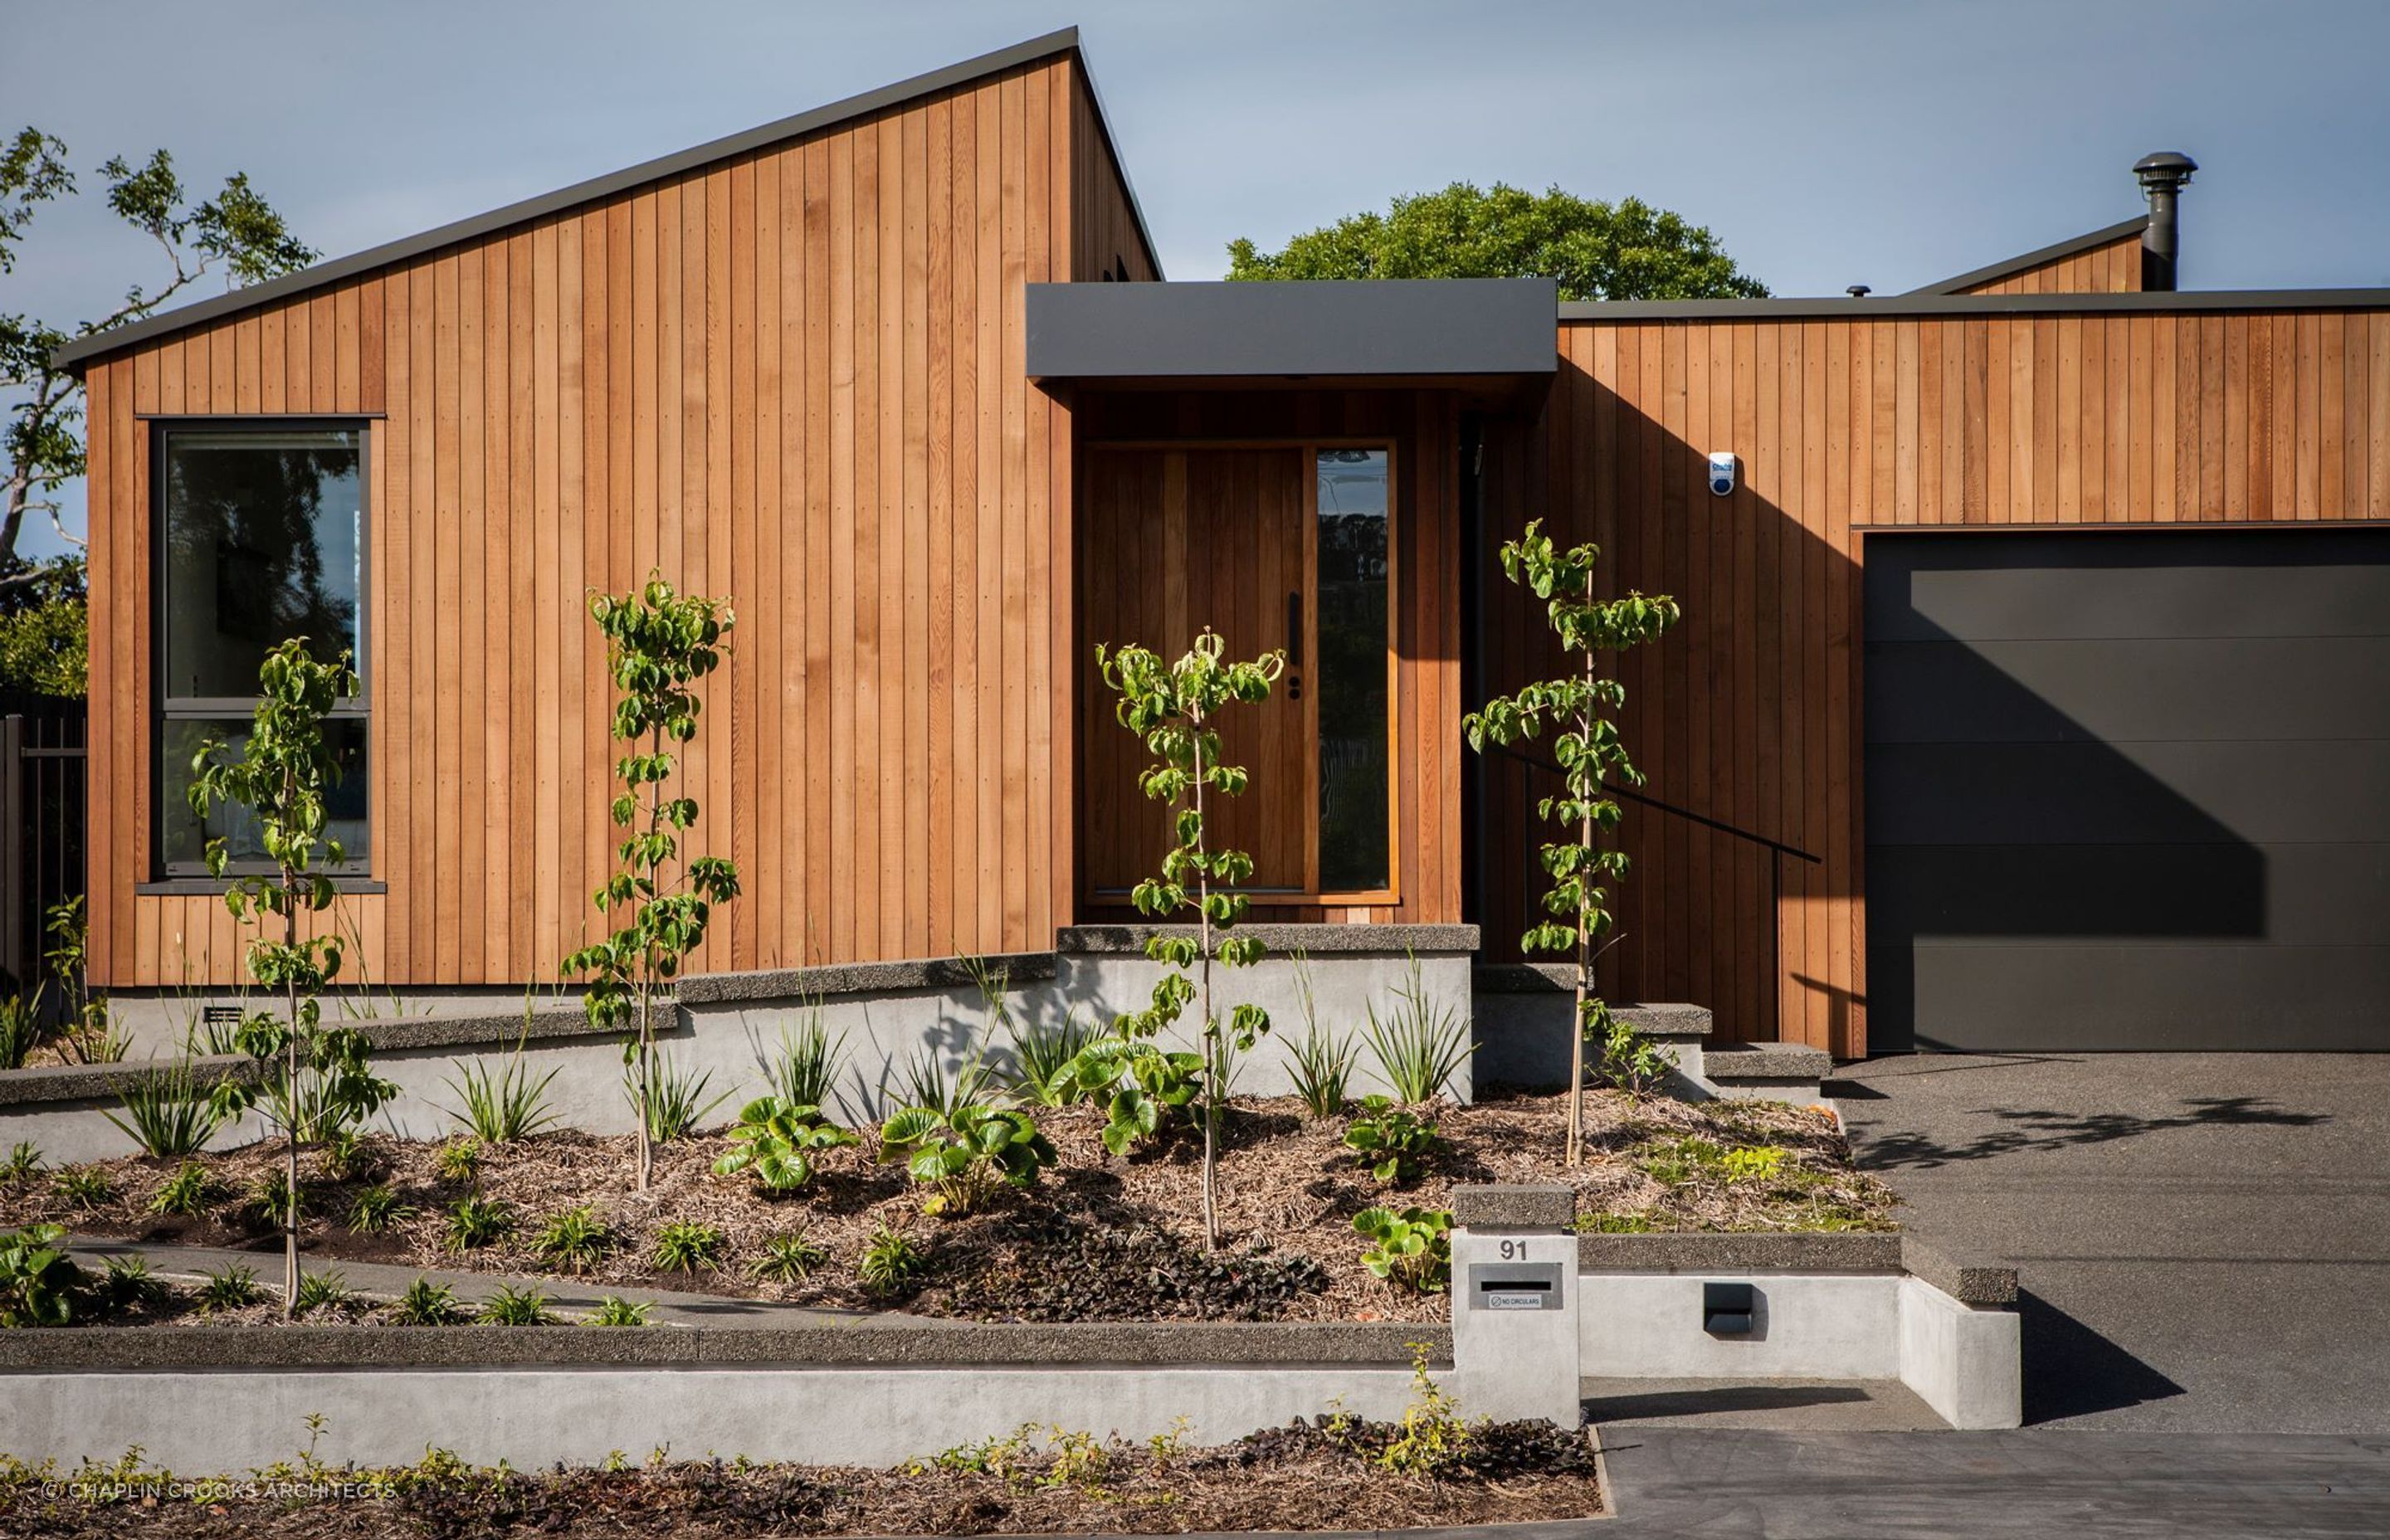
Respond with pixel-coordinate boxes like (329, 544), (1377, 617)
(1314, 448), (1390, 893)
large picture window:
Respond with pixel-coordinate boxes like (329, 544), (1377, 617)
(154, 423), (368, 876)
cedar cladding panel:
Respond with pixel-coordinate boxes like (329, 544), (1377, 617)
(1954, 231), (2145, 295)
(1071, 389), (1466, 928)
(85, 54), (1131, 987)
(1485, 310), (2390, 1057)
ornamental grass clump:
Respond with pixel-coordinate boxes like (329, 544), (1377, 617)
(534, 1205), (616, 1274)
(585, 1295), (653, 1328)
(441, 1053), (560, 1144)
(1358, 955), (1475, 1105)
(443, 1196), (513, 1253)
(390, 1276), (466, 1326)
(478, 1282), (557, 1326)
(148, 1159), (219, 1218)
(103, 1060), (222, 1158)
(1463, 519), (1678, 1165)
(1092, 627), (1285, 1249)
(564, 576), (739, 1194)
(749, 1231), (827, 1284)
(650, 1221), (724, 1274)
(194, 1261), (262, 1315)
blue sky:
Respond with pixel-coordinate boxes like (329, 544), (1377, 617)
(12, 0), (2389, 556)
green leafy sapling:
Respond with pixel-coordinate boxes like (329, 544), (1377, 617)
(1094, 627), (1285, 1250)
(1462, 520), (1678, 1166)
(563, 575), (739, 1192)
(188, 639), (395, 1318)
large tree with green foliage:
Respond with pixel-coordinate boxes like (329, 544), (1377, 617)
(1, 127), (313, 635)
(1227, 181), (1766, 300)
(0, 553), (85, 697)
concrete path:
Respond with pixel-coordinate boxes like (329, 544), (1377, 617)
(65, 1234), (899, 1328)
(1834, 1053), (2390, 1431)
(1588, 1427), (2390, 1538)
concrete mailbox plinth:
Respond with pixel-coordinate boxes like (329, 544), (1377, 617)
(1448, 1184), (1581, 1426)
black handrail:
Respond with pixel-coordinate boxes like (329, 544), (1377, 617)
(1481, 740), (1820, 864)
(1480, 738), (1817, 1038)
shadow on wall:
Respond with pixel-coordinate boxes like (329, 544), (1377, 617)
(1473, 367), (2271, 1056)
(1865, 533), (2281, 1052)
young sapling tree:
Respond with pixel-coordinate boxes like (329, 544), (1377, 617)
(563, 575), (739, 1192)
(1463, 519), (1678, 1166)
(190, 640), (394, 1318)
(1095, 627), (1285, 1249)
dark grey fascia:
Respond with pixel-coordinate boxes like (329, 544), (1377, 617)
(56, 28), (1161, 372)
(1907, 214), (2149, 295)
(1558, 285), (2390, 323)
(1027, 278), (1559, 380)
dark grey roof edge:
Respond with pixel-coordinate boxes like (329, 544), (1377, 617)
(0, 1320), (1446, 1372)
(1906, 214), (2149, 296)
(55, 27), (1146, 372)
(1557, 285), (2390, 323)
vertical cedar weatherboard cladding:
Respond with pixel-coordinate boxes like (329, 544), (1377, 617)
(1484, 309), (2390, 1057)
(1951, 229), (2148, 295)
(82, 55), (1142, 987)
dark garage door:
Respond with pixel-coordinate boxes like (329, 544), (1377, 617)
(1865, 529), (2390, 1051)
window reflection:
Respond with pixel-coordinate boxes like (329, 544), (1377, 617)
(1316, 448), (1389, 892)
(163, 429), (363, 698)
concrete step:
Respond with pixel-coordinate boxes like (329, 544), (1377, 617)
(1471, 971), (1713, 1088)
(1700, 1040), (1832, 1104)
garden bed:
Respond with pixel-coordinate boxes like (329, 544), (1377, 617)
(2, 1088), (1892, 1325)
(0, 1411), (1602, 1537)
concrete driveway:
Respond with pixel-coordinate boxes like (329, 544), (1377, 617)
(1836, 1053), (2390, 1431)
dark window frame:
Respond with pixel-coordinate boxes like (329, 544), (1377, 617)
(149, 417), (373, 880)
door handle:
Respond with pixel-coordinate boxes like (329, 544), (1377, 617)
(1286, 591), (1303, 699)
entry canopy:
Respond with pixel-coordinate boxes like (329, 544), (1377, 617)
(1026, 278), (1558, 392)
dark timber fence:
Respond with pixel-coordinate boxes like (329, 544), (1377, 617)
(0, 696), (86, 997)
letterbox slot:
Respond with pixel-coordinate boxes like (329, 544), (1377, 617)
(1462, 1260), (1563, 1311)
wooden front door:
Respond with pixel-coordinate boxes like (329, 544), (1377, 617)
(1081, 446), (1314, 896)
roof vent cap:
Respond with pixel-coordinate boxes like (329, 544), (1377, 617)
(2134, 150), (2197, 194)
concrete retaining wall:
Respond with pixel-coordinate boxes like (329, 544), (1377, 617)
(0, 1322), (1441, 1470)
(1565, 1233), (2020, 1430)
(2, 929), (1476, 1163)
(3, 1364), (1426, 1472)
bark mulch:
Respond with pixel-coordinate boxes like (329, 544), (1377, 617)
(2, 1087), (1893, 1324)
(0, 1416), (1603, 1537)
